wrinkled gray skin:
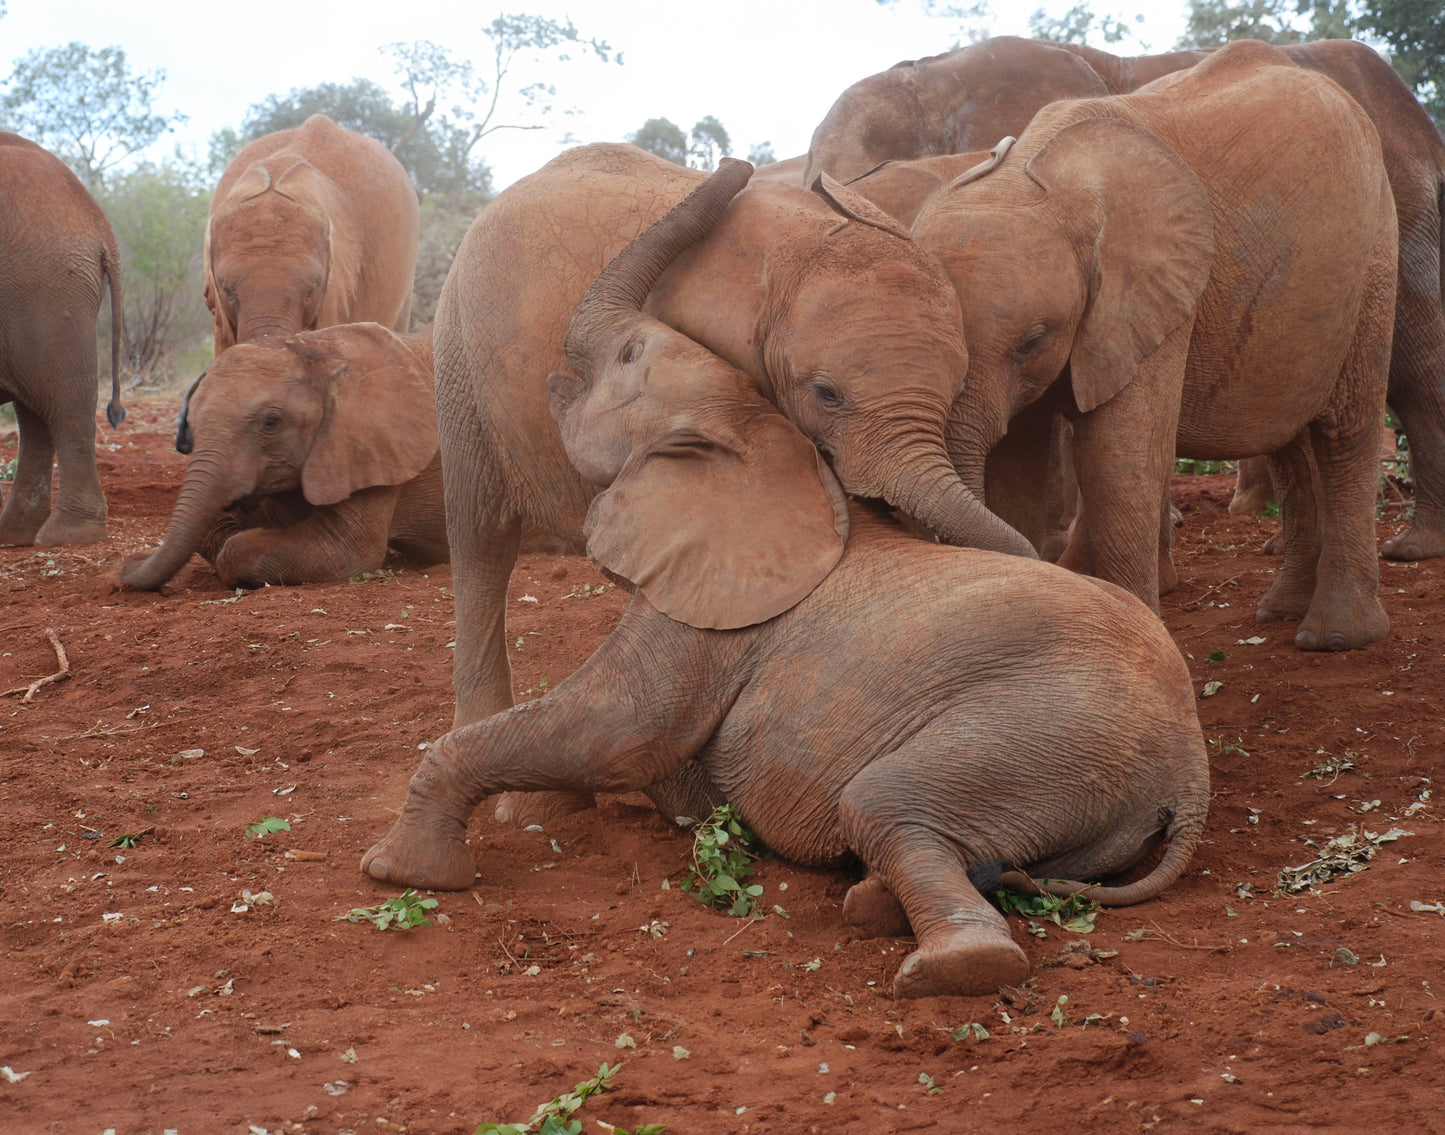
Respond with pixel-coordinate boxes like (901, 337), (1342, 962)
(809, 35), (1445, 563)
(0, 132), (124, 546)
(361, 164), (1211, 1000)
(433, 144), (1036, 830)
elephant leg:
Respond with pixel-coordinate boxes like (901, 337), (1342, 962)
(362, 600), (738, 890)
(982, 398), (1057, 556)
(842, 876), (912, 938)
(0, 402), (55, 545)
(1380, 243), (1445, 561)
(212, 487), (397, 586)
(34, 379), (107, 546)
(1257, 433), (1321, 624)
(1229, 455), (1275, 517)
(838, 749), (1028, 999)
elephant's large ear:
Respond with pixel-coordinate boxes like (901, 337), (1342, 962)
(810, 172), (915, 241)
(1025, 117), (1213, 413)
(301, 323), (438, 506)
(583, 410), (850, 630)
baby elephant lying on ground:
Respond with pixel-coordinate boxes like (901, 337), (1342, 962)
(121, 323), (449, 589)
(362, 162), (1210, 999)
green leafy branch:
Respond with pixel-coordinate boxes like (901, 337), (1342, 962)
(681, 804), (768, 918)
(333, 888), (438, 931)
(994, 887), (1101, 936)
(475, 1063), (663, 1135)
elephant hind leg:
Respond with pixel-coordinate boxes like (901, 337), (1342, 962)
(0, 402), (55, 545)
(838, 761), (1027, 1000)
(1256, 432), (1321, 625)
(1229, 455), (1275, 517)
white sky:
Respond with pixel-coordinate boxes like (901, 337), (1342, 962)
(1, 0), (1187, 190)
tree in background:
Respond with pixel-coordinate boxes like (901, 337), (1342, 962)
(689, 115), (732, 170)
(0, 42), (186, 187)
(1029, 2), (1146, 46)
(628, 117), (689, 164)
(747, 141), (778, 166)
(98, 162), (211, 384)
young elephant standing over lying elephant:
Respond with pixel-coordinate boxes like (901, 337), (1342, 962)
(121, 323), (447, 589)
(363, 164), (1210, 1000)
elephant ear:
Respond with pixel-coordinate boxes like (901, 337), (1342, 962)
(301, 323), (438, 506)
(583, 412), (850, 630)
(810, 171), (915, 241)
(1025, 116), (1214, 413)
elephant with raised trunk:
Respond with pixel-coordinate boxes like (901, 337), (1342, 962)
(0, 132), (125, 547)
(434, 143), (1035, 827)
(808, 35), (1445, 563)
(363, 163), (1210, 1001)
(122, 323), (446, 589)
(912, 41), (1397, 651)
(206, 114), (419, 352)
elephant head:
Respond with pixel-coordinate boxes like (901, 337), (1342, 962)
(912, 113), (1214, 483)
(645, 163), (1038, 559)
(203, 158), (360, 350)
(803, 37), (1109, 185)
(549, 159), (851, 629)
(123, 323), (435, 590)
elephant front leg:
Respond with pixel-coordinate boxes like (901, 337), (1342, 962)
(0, 403), (55, 545)
(212, 487), (396, 586)
(838, 758), (1028, 1000)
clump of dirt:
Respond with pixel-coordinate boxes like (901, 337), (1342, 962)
(1, 397), (1440, 1133)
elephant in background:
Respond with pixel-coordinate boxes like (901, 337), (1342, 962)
(808, 36), (1445, 563)
(121, 322), (446, 589)
(433, 142), (1035, 825)
(206, 114), (419, 352)
(362, 163), (1211, 1000)
(0, 132), (125, 547)
(913, 41), (1397, 651)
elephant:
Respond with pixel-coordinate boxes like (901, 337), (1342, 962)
(360, 163), (1211, 1000)
(911, 40), (1398, 651)
(205, 114), (420, 352)
(808, 35), (1445, 563)
(0, 132), (124, 546)
(432, 142), (1035, 823)
(120, 322), (447, 589)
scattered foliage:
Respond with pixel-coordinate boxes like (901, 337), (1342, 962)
(333, 889), (438, 931)
(995, 888), (1100, 935)
(681, 804), (767, 917)
(245, 817), (290, 839)
(474, 1063), (664, 1135)
(1277, 825), (1411, 893)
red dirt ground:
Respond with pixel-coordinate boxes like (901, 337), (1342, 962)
(2, 395), (1442, 1135)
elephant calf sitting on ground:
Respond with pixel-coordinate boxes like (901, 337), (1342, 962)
(121, 322), (448, 589)
(362, 165), (1210, 1000)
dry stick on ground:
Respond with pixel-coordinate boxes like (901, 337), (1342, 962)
(3, 627), (69, 703)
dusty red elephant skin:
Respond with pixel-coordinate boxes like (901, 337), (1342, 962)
(1, 396), (1442, 1132)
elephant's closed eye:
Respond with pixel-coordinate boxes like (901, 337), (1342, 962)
(812, 379), (845, 409)
(620, 338), (644, 365)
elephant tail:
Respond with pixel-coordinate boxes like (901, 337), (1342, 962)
(102, 233), (125, 428)
(993, 795), (1208, 908)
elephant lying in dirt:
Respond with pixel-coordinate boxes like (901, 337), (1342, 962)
(362, 164), (1210, 1000)
(913, 41), (1397, 651)
(0, 132), (125, 547)
(121, 323), (447, 589)
(206, 114), (419, 351)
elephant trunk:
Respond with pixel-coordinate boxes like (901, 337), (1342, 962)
(122, 449), (235, 590)
(884, 453), (1037, 558)
(564, 157), (754, 376)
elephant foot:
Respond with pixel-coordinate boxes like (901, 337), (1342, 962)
(35, 511), (107, 546)
(843, 877), (912, 938)
(1228, 483), (1273, 516)
(1293, 596), (1389, 652)
(1260, 530), (1282, 555)
(892, 927), (1029, 999)
(1381, 521), (1445, 561)
(494, 790), (597, 829)
(1256, 579), (1312, 625)
(361, 819), (477, 891)
(1157, 552), (1178, 596)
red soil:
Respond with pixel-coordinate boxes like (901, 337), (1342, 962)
(2, 396), (1441, 1134)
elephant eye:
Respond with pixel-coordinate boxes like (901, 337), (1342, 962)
(619, 337), (644, 365)
(1019, 324), (1049, 354)
(812, 379), (844, 409)
(262, 413), (281, 430)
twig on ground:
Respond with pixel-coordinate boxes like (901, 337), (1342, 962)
(1144, 921), (1231, 952)
(1183, 576), (1241, 609)
(3, 628), (70, 703)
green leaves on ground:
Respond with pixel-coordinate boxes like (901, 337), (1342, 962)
(333, 888), (438, 931)
(1277, 825), (1411, 893)
(994, 888), (1101, 935)
(245, 816), (290, 839)
(681, 804), (767, 918)
(475, 1063), (663, 1135)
